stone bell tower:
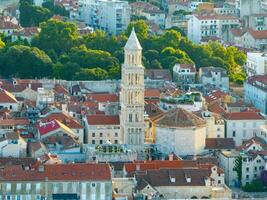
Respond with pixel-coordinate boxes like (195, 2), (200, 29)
(120, 28), (145, 148)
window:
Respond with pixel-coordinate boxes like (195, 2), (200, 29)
(114, 140), (118, 144)
(232, 131), (236, 137)
(92, 183), (96, 187)
(129, 114), (132, 122)
(92, 140), (95, 144)
(246, 175), (249, 179)
(115, 132), (118, 137)
(100, 140), (103, 144)
(17, 183), (21, 191)
(100, 132), (103, 137)
(246, 167), (249, 172)
(92, 133), (95, 137)
(218, 180), (221, 184)
(254, 174), (257, 178)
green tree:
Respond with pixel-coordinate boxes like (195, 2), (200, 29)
(233, 156), (242, 187)
(19, 0), (52, 27)
(125, 20), (148, 39)
(0, 45), (53, 78)
(0, 38), (5, 49)
(53, 62), (80, 80)
(74, 68), (108, 80)
(32, 19), (80, 55)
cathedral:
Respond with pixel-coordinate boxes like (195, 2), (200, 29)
(120, 28), (145, 149)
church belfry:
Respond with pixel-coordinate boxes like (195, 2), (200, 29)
(120, 28), (145, 147)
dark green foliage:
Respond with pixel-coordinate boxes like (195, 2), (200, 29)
(0, 45), (53, 78)
(243, 179), (267, 192)
(0, 19), (246, 83)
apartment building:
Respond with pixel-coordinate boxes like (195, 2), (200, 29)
(78, 0), (130, 35)
(245, 52), (267, 76)
(188, 13), (240, 43)
(244, 75), (267, 114)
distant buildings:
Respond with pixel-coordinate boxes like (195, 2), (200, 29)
(244, 75), (267, 114)
(224, 111), (266, 145)
(173, 63), (196, 87)
(245, 52), (267, 76)
(188, 13), (240, 43)
(78, 0), (130, 35)
(199, 66), (229, 92)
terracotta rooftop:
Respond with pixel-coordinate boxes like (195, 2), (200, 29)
(0, 163), (111, 181)
(155, 108), (206, 128)
(0, 89), (17, 103)
(36, 119), (74, 136)
(0, 118), (29, 126)
(41, 112), (83, 129)
(86, 115), (120, 125)
(205, 138), (235, 150)
(87, 93), (119, 102)
(246, 75), (267, 92)
(247, 28), (267, 40)
(224, 112), (265, 120)
(144, 89), (161, 99)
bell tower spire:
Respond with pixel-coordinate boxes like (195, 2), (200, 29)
(120, 28), (145, 148)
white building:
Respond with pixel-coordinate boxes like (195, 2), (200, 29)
(0, 88), (19, 111)
(245, 52), (267, 76)
(155, 108), (207, 156)
(218, 150), (239, 187)
(199, 66), (229, 92)
(78, 0), (130, 35)
(224, 111), (266, 146)
(36, 87), (55, 108)
(120, 29), (145, 149)
(244, 75), (267, 114)
(241, 29), (267, 50)
(173, 63), (196, 87)
(0, 132), (27, 157)
(188, 13), (240, 43)
(84, 115), (121, 145)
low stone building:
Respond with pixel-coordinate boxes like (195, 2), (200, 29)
(173, 63), (196, 88)
(135, 165), (232, 199)
(0, 163), (112, 200)
(199, 67), (229, 92)
(155, 108), (207, 156)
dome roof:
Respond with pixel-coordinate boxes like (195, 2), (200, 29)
(155, 108), (206, 128)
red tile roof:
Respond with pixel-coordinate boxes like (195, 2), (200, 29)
(0, 118), (29, 126)
(41, 112), (83, 129)
(0, 163), (111, 181)
(0, 89), (17, 103)
(205, 138), (235, 150)
(205, 90), (227, 103)
(224, 112), (265, 120)
(36, 120), (61, 135)
(87, 93), (119, 102)
(124, 160), (198, 174)
(144, 89), (160, 98)
(247, 28), (267, 40)
(86, 115), (120, 125)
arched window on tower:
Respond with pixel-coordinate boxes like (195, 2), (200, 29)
(135, 113), (139, 122)
(129, 114), (132, 122)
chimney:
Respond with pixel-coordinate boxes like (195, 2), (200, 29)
(136, 164), (140, 171)
(168, 153), (174, 161)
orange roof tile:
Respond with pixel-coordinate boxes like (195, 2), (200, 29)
(86, 115), (120, 125)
